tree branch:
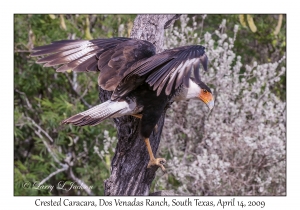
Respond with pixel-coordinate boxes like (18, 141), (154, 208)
(64, 72), (92, 109)
(39, 165), (69, 186)
(102, 15), (179, 196)
(15, 89), (33, 110)
(26, 116), (63, 166)
(69, 167), (94, 196)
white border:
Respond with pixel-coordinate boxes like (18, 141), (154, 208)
(3, 0), (299, 209)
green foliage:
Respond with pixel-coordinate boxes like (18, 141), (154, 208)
(14, 14), (134, 196)
(193, 14), (286, 63)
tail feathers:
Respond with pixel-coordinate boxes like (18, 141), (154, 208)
(62, 100), (129, 126)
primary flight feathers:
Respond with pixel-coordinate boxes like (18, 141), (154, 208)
(31, 37), (208, 99)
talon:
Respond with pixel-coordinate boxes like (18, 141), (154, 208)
(147, 158), (166, 172)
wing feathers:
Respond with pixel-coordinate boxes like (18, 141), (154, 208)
(200, 53), (208, 71)
(153, 45), (207, 95)
(33, 38), (208, 99)
(31, 40), (90, 56)
(44, 47), (97, 67)
(72, 57), (98, 72)
(62, 100), (130, 126)
(117, 45), (207, 96)
(31, 38), (131, 73)
(56, 54), (95, 72)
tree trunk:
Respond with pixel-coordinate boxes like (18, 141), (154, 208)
(100, 14), (179, 196)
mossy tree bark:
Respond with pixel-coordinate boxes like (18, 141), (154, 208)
(99, 14), (180, 196)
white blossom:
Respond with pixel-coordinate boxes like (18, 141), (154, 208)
(161, 15), (286, 196)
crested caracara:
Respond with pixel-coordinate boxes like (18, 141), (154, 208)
(31, 37), (214, 171)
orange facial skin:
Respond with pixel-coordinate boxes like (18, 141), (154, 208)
(199, 89), (214, 105)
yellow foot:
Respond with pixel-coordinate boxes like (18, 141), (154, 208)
(147, 158), (166, 172)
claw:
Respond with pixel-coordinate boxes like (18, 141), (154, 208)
(147, 158), (166, 172)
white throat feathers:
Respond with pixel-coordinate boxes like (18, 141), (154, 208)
(172, 79), (201, 102)
(186, 79), (201, 100)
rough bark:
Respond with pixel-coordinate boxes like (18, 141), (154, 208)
(100, 15), (179, 196)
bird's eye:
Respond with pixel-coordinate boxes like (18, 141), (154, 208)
(203, 89), (208, 93)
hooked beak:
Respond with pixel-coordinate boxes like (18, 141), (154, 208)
(206, 99), (214, 118)
(199, 90), (214, 111)
(206, 99), (214, 111)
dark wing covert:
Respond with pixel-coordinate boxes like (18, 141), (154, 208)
(112, 45), (208, 99)
(31, 37), (156, 91)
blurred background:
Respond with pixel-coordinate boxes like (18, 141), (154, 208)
(14, 14), (286, 195)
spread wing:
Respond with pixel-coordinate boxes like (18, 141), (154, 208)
(112, 45), (208, 100)
(31, 38), (156, 91)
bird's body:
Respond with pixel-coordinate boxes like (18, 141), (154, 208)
(31, 37), (214, 171)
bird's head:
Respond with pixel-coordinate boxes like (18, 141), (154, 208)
(186, 79), (214, 111)
(197, 81), (214, 111)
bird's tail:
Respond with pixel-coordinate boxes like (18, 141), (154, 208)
(62, 100), (133, 126)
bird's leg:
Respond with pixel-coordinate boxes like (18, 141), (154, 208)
(132, 115), (158, 132)
(144, 138), (166, 172)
